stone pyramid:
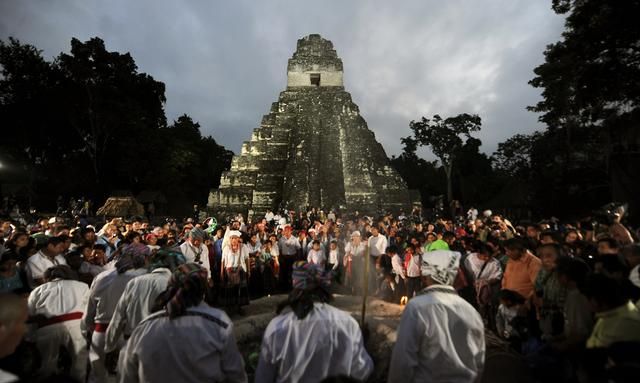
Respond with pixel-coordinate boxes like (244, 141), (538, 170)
(208, 34), (420, 216)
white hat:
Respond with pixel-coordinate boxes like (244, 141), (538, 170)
(420, 250), (461, 285)
(482, 210), (492, 218)
(228, 230), (242, 238)
(350, 230), (361, 237)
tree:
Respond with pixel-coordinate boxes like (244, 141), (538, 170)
(1, 37), (233, 213)
(492, 132), (543, 179)
(406, 114), (482, 208)
(390, 136), (445, 209)
(528, 1), (640, 219)
(54, 37), (167, 189)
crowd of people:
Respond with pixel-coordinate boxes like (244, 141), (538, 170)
(0, 204), (639, 382)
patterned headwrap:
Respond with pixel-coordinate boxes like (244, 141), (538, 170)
(292, 260), (331, 292)
(188, 227), (206, 240)
(420, 250), (461, 285)
(164, 263), (209, 318)
(148, 246), (187, 271)
(116, 243), (149, 273)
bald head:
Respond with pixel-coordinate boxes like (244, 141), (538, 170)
(0, 293), (28, 358)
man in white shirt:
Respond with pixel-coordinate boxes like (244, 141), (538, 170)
(105, 249), (186, 355)
(278, 225), (300, 289)
(367, 226), (388, 291)
(28, 265), (89, 382)
(179, 227), (211, 279)
(83, 252), (147, 383)
(256, 261), (373, 382)
(388, 250), (485, 383)
(265, 209), (275, 224)
(25, 236), (68, 288)
(119, 263), (247, 383)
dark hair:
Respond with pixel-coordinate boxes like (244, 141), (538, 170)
(44, 264), (75, 280)
(537, 243), (565, 258)
(540, 230), (561, 243)
(124, 231), (141, 243)
(556, 256), (590, 286)
(499, 289), (526, 304)
(472, 241), (490, 255)
(276, 286), (332, 320)
(386, 245), (399, 254)
(503, 237), (527, 251)
(442, 231), (456, 241)
(597, 237), (618, 249)
(76, 244), (91, 255)
(47, 236), (66, 247)
(580, 274), (628, 308)
(93, 244), (107, 252)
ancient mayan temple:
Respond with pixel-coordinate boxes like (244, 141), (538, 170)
(208, 34), (420, 216)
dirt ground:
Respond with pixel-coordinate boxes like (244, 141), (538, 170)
(230, 294), (533, 383)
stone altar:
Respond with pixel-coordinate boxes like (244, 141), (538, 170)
(208, 34), (420, 216)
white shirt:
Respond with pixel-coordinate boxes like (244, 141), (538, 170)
(105, 268), (172, 352)
(278, 235), (300, 256)
(367, 234), (388, 257)
(83, 268), (147, 327)
(307, 248), (325, 265)
(406, 253), (421, 278)
(344, 242), (367, 258)
(464, 253), (503, 282)
(0, 368), (18, 383)
(328, 249), (340, 268)
(79, 261), (105, 277)
(222, 247), (249, 272)
(179, 241), (211, 276)
(119, 302), (247, 383)
(25, 251), (68, 288)
(391, 254), (406, 279)
(388, 285), (485, 383)
(265, 212), (275, 222)
(255, 303), (373, 383)
(28, 279), (88, 318)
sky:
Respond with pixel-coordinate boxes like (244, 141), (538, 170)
(0, 0), (565, 158)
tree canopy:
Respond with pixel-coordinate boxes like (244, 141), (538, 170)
(0, 37), (232, 214)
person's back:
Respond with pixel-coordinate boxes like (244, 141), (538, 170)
(119, 302), (245, 383)
(389, 287), (485, 382)
(105, 267), (172, 352)
(118, 263), (247, 383)
(256, 261), (373, 383)
(256, 303), (372, 383)
(388, 249), (485, 383)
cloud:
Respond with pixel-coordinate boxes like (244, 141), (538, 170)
(0, 0), (564, 157)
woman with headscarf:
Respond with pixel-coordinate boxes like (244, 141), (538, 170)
(255, 261), (373, 383)
(179, 227), (211, 280)
(343, 230), (367, 295)
(220, 231), (250, 312)
(119, 263), (247, 383)
(27, 264), (89, 382)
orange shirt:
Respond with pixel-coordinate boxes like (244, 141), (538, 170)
(502, 251), (541, 299)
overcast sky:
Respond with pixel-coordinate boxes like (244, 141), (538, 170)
(1, 0), (565, 157)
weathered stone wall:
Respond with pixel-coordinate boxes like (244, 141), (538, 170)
(209, 34), (420, 217)
(287, 71), (343, 87)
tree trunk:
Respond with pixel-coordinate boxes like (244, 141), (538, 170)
(444, 162), (454, 218)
